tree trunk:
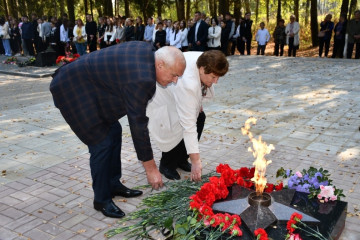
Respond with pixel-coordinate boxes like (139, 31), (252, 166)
(277, 0), (281, 22)
(219, 0), (226, 16)
(84, 0), (88, 15)
(340, 0), (349, 17)
(213, 0), (217, 17)
(310, 0), (319, 47)
(266, 0), (270, 23)
(157, 0), (162, 17)
(124, 0), (130, 17)
(176, 0), (185, 20)
(209, 0), (214, 17)
(244, 0), (250, 14)
(141, 0), (151, 21)
(66, 0), (75, 23)
(294, 0), (299, 22)
(255, 0), (259, 23)
(54, 0), (57, 17)
(234, 0), (241, 24)
(89, 0), (93, 17)
(2, 0), (9, 19)
(305, 0), (310, 25)
(8, 0), (17, 19)
(59, 0), (65, 16)
(348, 0), (357, 19)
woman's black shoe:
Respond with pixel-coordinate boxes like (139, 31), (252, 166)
(178, 161), (192, 172)
(159, 165), (181, 180)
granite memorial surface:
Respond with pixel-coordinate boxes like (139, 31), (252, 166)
(209, 185), (347, 240)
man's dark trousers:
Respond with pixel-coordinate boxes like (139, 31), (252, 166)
(347, 42), (360, 59)
(160, 111), (206, 170)
(88, 122), (122, 203)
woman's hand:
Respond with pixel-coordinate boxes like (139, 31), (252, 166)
(190, 158), (202, 182)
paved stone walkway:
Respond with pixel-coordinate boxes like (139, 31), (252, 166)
(0, 56), (359, 239)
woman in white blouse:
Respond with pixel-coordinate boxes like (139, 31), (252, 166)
(207, 17), (221, 50)
(179, 20), (188, 52)
(60, 19), (69, 54)
(73, 18), (87, 55)
(169, 21), (182, 49)
(104, 18), (116, 46)
(114, 18), (125, 44)
(146, 50), (229, 181)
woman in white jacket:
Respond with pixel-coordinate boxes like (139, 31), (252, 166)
(146, 50), (229, 181)
(104, 18), (116, 46)
(285, 15), (300, 57)
(179, 20), (188, 52)
(0, 18), (12, 56)
(73, 18), (87, 56)
(169, 21), (182, 49)
(207, 17), (221, 50)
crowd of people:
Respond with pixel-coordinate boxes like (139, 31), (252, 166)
(1, 9), (360, 59)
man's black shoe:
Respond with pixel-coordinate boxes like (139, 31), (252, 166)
(111, 184), (143, 198)
(159, 165), (181, 180)
(178, 161), (192, 172)
(94, 200), (125, 218)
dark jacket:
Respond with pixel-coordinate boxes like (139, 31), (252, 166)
(334, 21), (347, 40)
(188, 20), (208, 46)
(21, 22), (34, 39)
(154, 30), (166, 49)
(243, 19), (253, 39)
(86, 21), (97, 36)
(125, 25), (135, 41)
(135, 24), (145, 41)
(319, 21), (334, 40)
(273, 26), (286, 44)
(98, 23), (107, 38)
(50, 42), (156, 161)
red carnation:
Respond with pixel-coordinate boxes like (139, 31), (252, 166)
(275, 182), (284, 191)
(254, 228), (268, 240)
(290, 212), (303, 222)
(264, 183), (274, 193)
(286, 219), (297, 233)
(230, 225), (243, 236)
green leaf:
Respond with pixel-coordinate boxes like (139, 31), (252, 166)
(164, 217), (173, 229)
(177, 227), (187, 235)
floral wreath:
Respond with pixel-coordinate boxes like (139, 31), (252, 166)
(189, 164), (284, 237)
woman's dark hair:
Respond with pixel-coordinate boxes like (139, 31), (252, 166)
(180, 20), (186, 30)
(211, 17), (218, 25)
(278, 19), (285, 24)
(197, 50), (229, 76)
(0, 17), (5, 25)
(106, 18), (114, 32)
(62, 19), (69, 31)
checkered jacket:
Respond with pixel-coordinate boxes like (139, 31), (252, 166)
(50, 41), (156, 161)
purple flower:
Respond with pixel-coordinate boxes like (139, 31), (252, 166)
(314, 172), (323, 179)
(286, 169), (291, 177)
(319, 181), (328, 186)
(303, 174), (310, 181)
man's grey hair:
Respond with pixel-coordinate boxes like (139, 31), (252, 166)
(155, 46), (186, 68)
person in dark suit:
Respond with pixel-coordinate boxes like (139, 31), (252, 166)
(134, 16), (145, 41)
(188, 11), (208, 51)
(242, 12), (253, 55)
(124, 18), (135, 41)
(85, 14), (97, 52)
(50, 42), (186, 218)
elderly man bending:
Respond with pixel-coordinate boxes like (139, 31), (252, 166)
(147, 50), (229, 181)
(50, 42), (186, 218)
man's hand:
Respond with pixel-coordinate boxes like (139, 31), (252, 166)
(196, 41), (201, 46)
(189, 154), (202, 182)
(143, 159), (164, 190)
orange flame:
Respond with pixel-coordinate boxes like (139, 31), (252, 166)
(241, 117), (274, 195)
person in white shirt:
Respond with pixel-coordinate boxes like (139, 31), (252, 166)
(255, 22), (270, 55)
(165, 19), (172, 45)
(179, 20), (188, 51)
(114, 18), (125, 44)
(60, 20), (69, 50)
(207, 17), (221, 50)
(104, 18), (116, 47)
(146, 50), (229, 181)
(169, 21), (182, 49)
